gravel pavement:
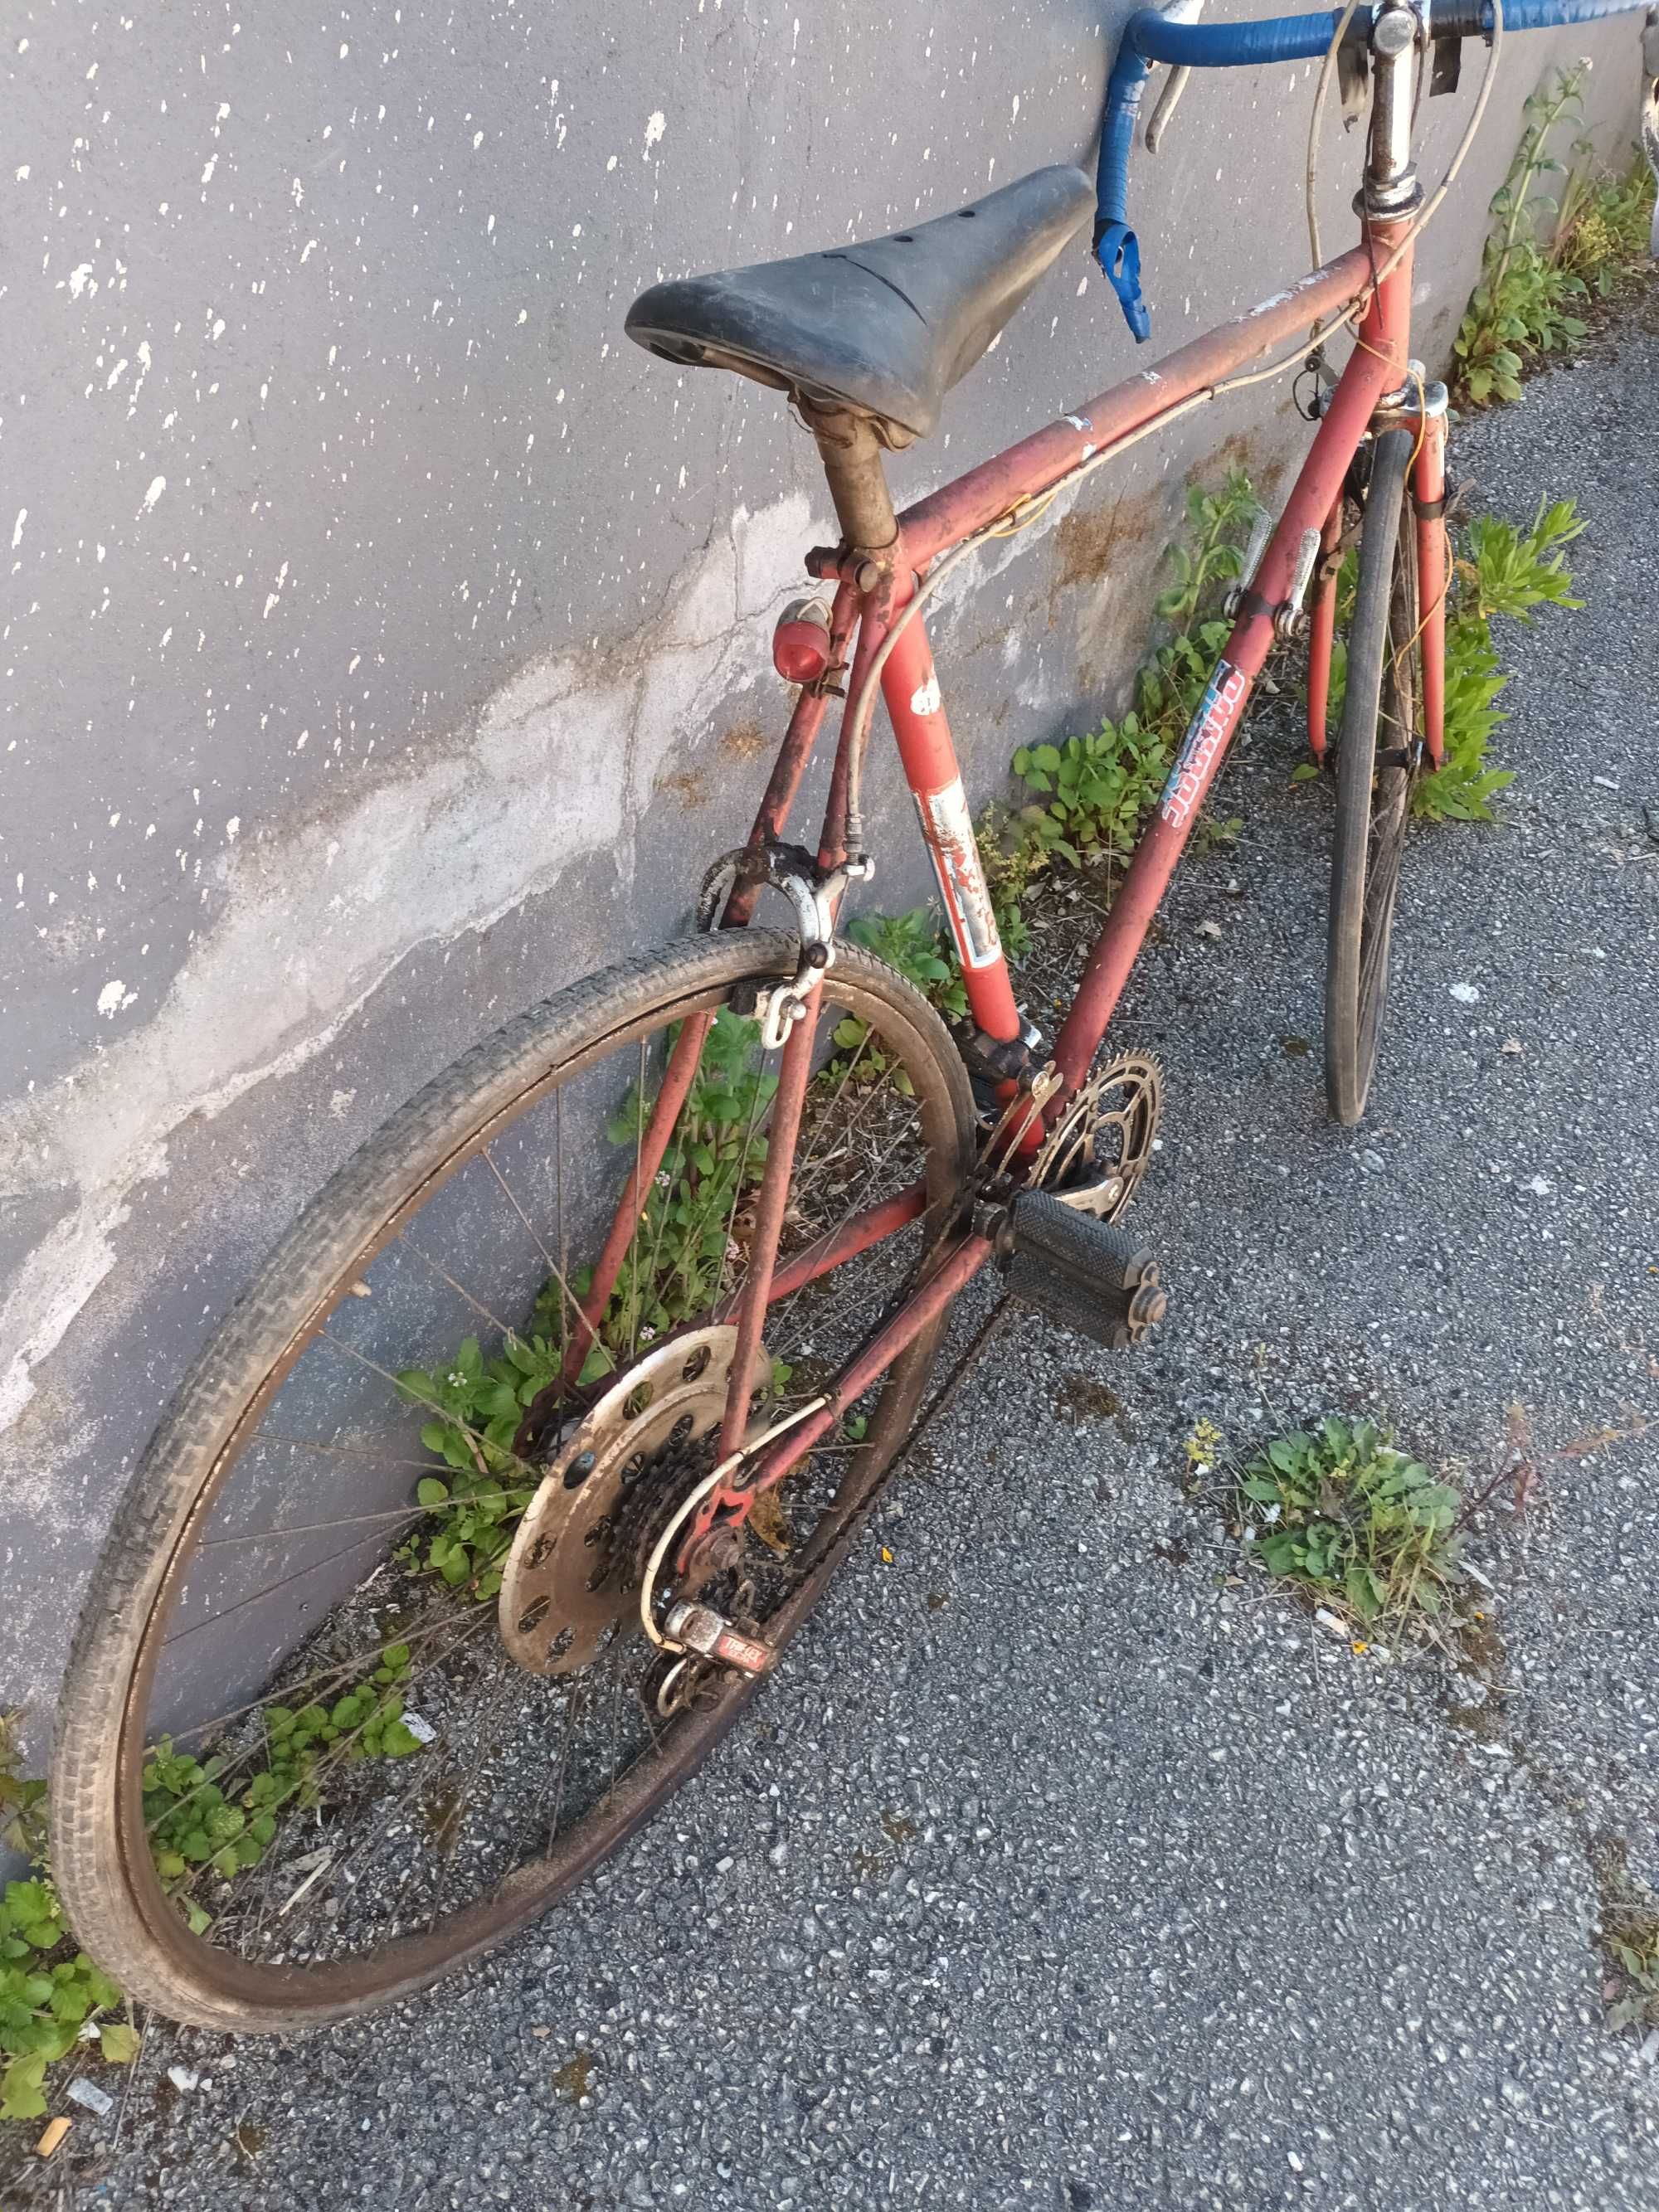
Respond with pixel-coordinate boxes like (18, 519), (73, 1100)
(22, 286), (1659, 2212)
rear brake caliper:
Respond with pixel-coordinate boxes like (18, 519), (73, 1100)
(696, 839), (871, 1048)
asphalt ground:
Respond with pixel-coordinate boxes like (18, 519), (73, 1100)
(12, 281), (1659, 2212)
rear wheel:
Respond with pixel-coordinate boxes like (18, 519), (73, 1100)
(1325, 426), (1423, 1126)
(51, 930), (973, 2031)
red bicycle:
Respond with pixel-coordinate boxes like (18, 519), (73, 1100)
(52, 0), (1657, 2030)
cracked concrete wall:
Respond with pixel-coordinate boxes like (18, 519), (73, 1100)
(0, 2), (1644, 1749)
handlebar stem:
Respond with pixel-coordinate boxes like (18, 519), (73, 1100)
(1364, 5), (1425, 214)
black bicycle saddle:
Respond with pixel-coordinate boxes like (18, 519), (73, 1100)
(625, 165), (1094, 445)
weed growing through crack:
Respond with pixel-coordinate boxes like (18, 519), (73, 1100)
(1315, 494), (1584, 823)
(1418, 496), (1585, 821)
(0, 1719), (134, 2123)
(1593, 1838), (1659, 2034)
(845, 907), (968, 1023)
(1234, 1415), (1467, 1631)
(1454, 66), (1656, 405)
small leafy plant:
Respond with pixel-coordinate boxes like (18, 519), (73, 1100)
(1415, 496), (1584, 822)
(394, 1332), (547, 1600)
(1012, 712), (1173, 868)
(0, 1881), (129, 2122)
(846, 907), (968, 1023)
(1554, 158), (1657, 291)
(0, 1714), (46, 1866)
(1311, 493), (1584, 822)
(829, 907), (970, 1092)
(972, 803), (1038, 963)
(1454, 70), (1592, 403)
(1236, 1415), (1466, 1631)
(1453, 67), (1654, 406)
(1595, 1839), (1659, 2033)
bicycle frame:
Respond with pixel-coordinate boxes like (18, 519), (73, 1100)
(582, 17), (1453, 1563)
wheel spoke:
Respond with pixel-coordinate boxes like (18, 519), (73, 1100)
(397, 1234), (521, 1344)
(158, 1526), (392, 1650)
(480, 1143), (590, 1354)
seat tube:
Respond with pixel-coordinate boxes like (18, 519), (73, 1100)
(879, 610), (1023, 1043)
(805, 401), (1022, 1048)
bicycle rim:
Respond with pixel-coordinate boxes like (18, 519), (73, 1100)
(51, 930), (974, 2030)
(1325, 427), (1421, 1126)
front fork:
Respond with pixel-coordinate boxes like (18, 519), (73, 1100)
(1306, 387), (1447, 769)
(1413, 402), (1448, 772)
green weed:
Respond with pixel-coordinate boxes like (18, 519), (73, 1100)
(825, 906), (970, 1093)
(0, 1724), (134, 2122)
(1595, 1838), (1659, 2033)
(1555, 160), (1657, 290)
(1453, 67), (1653, 405)
(1415, 496), (1584, 822)
(1012, 469), (1259, 867)
(845, 907), (968, 1023)
(0, 1882), (129, 2121)
(1311, 493), (1583, 821)
(1236, 1414), (1467, 1633)
(1012, 712), (1174, 869)
(143, 1646), (418, 1897)
(1455, 70), (1591, 402)
(0, 1714), (46, 1866)
(972, 803), (1038, 963)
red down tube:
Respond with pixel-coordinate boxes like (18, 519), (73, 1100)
(1050, 227), (1414, 1096)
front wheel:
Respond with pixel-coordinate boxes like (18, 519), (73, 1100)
(1324, 426), (1423, 1126)
(51, 929), (973, 2032)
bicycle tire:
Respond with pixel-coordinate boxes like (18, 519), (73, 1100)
(1324, 425), (1422, 1126)
(51, 929), (974, 2032)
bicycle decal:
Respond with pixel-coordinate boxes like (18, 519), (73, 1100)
(915, 775), (1004, 969)
(1160, 659), (1248, 831)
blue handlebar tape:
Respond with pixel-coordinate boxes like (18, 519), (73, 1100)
(1094, 12), (1340, 340)
(1096, 0), (1652, 341)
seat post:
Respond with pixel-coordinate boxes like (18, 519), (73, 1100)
(801, 404), (898, 570)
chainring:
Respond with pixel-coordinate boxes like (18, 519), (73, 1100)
(497, 1325), (764, 1676)
(1029, 1051), (1163, 1220)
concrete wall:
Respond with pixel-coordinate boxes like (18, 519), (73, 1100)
(0, 2), (1644, 1748)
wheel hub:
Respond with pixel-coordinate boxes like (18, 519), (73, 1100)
(496, 1325), (762, 1676)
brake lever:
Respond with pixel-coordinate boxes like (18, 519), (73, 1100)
(1144, 0), (1208, 153)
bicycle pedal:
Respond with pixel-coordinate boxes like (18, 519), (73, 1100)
(998, 1188), (1169, 1351)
